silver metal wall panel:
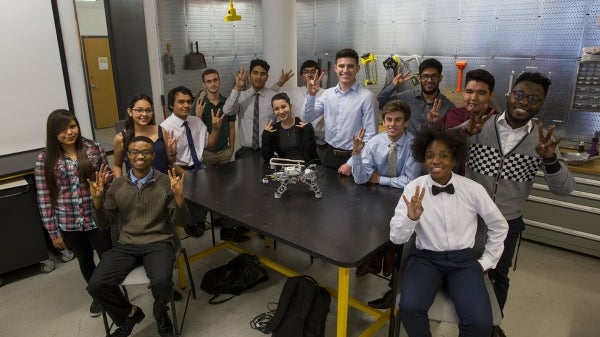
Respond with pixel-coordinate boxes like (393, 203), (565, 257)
(154, 0), (600, 140)
(535, 0), (586, 59)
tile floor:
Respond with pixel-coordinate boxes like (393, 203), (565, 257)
(0, 231), (599, 337)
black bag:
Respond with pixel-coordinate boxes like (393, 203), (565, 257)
(264, 275), (331, 337)
(200, 253), (268, 304)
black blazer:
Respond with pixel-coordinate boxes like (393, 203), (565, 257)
(261, 117), (319, 164)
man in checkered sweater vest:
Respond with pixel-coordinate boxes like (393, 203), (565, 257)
(463, 72), (574, 336)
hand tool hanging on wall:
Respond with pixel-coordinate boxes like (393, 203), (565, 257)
(360, 52), (378, 85)
(188, 41), (207, 70)
(162, 42), (175, 75)
(455, 60), (467, 92)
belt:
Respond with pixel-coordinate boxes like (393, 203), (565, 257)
(327, 145), (352, 157)
(179, 164), (205, 170)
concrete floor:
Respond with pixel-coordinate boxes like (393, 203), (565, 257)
(8, 127), (597, 336)
(0, 232), (599, 337)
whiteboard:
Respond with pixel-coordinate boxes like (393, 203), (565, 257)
(0, 0), (70, 156)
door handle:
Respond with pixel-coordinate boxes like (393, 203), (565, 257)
(91, 84), (101, 89)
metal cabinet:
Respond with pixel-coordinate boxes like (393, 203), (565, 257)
(0, 176), (53, 285)
(523, 171), (600, 257)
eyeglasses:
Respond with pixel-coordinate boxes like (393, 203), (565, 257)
(301, 69), (318, 75)
(419, 74), (441, 81)
(511, 90), (543, 104)
(127, 150), (154, 156)
(131, 108), (153, 114)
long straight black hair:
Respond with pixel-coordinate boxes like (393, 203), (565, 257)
(44, 109), (93, 204)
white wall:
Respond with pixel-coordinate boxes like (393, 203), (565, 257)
(0, 0), (92, 155)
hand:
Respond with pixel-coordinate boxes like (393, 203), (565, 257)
(277, 69), (295, 86)
(211, 109), (224, 130)
(168, 168), (184, 196)
(392, 69), (412, 87)
(167, 130), (178, 155)
(402, 185), (426, 221)
(307, 71), (325, 96)
(51, 236), (67, 250)
(264, 119), (276, 133)
(87, 164), (109, 198)
(295, 121), (308, 128)
(233, 68), (248, 90)
(195, 97), (206, 116)
(426, 98), (442, 124)
(352, 128), (366, 156)
(465, 108), (495, 136)
(99, 163), (113, 185)
(535, 122), (563, 158)
(368, 171), (381, 184)
(337, 163), (352, 176)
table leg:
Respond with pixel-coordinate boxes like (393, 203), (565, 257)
(337, 267), (350, 337)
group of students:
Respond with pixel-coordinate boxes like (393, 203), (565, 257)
(34, 46), (575, 337)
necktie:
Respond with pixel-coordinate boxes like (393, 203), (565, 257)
(432, 184), (455, 195)
(183, 121), (201, 169)
(387, 143), (398, 177)
(252, 92), (260, 150)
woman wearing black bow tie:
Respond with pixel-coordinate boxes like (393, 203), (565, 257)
(389, 123), (509, 337)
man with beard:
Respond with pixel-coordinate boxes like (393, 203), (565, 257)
(377, 58), (455, 134)
(463, 72), (574, 336)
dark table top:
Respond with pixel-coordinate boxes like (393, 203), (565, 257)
(184, 155), (402, 267)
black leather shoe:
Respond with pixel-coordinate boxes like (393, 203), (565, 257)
(157, 310), (175, 337)
(184, 222), (206, 237)
(111, 307), (145, 337)
(367, 290), (395, 309)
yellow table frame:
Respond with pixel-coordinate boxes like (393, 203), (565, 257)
(176, 240), (392, 337)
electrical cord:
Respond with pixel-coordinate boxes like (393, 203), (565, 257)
(249, 302), (278, 334)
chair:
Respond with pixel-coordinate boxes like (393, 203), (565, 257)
(101, 237), (197, 337)
(392, 218), (502, 336)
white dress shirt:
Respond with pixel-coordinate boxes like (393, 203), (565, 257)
(496, 111), (533, 154)
(160, 114), (208, 167)
(390, 174), (508, 271)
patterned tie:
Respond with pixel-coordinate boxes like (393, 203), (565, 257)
(252, 92), (260, 150)
(183, 121), (201, 169)
(388, 142), (397, 177)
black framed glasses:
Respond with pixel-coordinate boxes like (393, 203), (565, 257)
(419, 74), (441, 81)
(131, 108), (153, 114)
(511, 90), (543, 104)
(301, 69), (318, 75)
(128, 150), (154, 156)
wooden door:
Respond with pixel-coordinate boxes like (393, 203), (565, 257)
(82, 37), (118, 128)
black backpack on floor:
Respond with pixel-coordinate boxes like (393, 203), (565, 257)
(200, 253), (268, 304)
(264, 275), (331, 337)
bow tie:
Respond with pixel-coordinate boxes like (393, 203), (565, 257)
(432, 184), (455, 195)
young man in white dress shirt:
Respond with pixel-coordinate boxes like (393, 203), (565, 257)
(160, 86), (222, 237)
(390, 124), (508, 337)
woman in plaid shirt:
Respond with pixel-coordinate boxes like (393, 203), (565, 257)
(34, 109), (113, 317)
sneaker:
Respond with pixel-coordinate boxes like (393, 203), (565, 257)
(89, 299), (101, 317)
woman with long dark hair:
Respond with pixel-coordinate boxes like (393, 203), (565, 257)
(113, 94), (176, 178)
(34, 109), (113, 317)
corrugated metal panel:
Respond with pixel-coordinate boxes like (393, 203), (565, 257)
(155, 0), (600, 140)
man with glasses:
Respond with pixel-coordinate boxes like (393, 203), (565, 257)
(289, 60), (326, 147)
(462, 72), (574, 337)
(161, 86), (223, 238)
(193, 69), (236, 167)
(377, 58), (455, 133)
(87, 137), (191, 337)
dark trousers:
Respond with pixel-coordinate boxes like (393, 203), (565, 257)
(399, 249), (492, 337)
(87, 242), (175, 327)
(61, 229), (113, 283)
(317, 144), (351, 169)
(235, 147), (261, 160)
(488, 219), (522, 313)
